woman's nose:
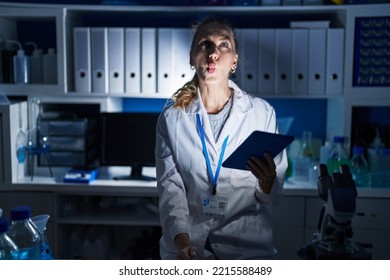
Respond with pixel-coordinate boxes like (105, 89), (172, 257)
(208, 45), (219, 60)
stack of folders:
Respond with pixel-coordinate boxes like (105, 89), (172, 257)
(73, 27), (195, 95)
(74, 25), (344, 96)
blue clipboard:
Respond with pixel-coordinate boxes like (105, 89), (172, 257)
(222, 130), (295, 171)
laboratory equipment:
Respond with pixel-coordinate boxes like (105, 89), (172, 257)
(31, 214), (54, 259)
(25, 42), (43, 84)
(7, 40), (29, 84)
(8, 205), (41, 260)
(0, 218), (19, 260)
(298, 163), (371, 259)
(327, 136), (349, 173)
(350, 146), (370, 188)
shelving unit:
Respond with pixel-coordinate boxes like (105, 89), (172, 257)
(0, 2), (389, 260)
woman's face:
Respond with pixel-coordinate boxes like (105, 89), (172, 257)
(191, 22), (238, 85)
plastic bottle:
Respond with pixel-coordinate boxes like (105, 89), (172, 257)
(0, 218), (19, 260)
(368, 128), (385, 187)
(43, 48), (57, 84)
(7, 205), (41, 260)
(25, 42), (43, 84)
(350, 146), (370, 188)
(2, 40), (17, 83)
(327, 136), (350, 174)
(7, 40), (30, 84)
(293, 131), (313, 181)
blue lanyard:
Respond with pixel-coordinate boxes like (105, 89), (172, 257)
(196, 114), (229, 195)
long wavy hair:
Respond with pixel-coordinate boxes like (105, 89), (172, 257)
(171, 17), (238, 109)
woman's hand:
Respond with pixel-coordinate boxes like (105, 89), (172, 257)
(246, 153), (277, 195)
(174, 233), (197, 260)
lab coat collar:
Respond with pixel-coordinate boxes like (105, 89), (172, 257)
(187, 80), (253, 148)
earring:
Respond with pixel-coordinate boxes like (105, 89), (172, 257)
(190, 65), (195, 70)
(231, 67), (236, 74)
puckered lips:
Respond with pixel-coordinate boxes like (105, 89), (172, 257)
(206, 63), (216, 74)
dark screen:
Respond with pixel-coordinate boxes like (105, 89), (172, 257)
(99, 112), (160, 179)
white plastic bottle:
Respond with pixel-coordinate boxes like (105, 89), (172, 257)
(7, 40), (30, 84)
(25, 42), (43, 84)
(43, 48), (57, 84)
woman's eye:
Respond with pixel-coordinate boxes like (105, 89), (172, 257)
(220, 41), (229, 48)
(199, 40), (207, 47)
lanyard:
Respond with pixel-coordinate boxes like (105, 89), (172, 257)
(196, 114), (229, 195)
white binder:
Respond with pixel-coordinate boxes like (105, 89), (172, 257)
(108, 27), (125, 93)
(326, 28), (344, 96)
(292, 29), (309, 96)
(308, 29), (326, 96)
(239, 29), (258, 94)
(125, 27), (141, 93)
(157, 28), (175, 95)
(91, 27), (108, 93)
(141, 28), (157, 93)
(173, 28), (195, 89)
(73, 27), (91, 93)
(275, 29), (292, 95)
(258, 29), (276, 95)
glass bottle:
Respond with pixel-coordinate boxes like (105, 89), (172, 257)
(7, 205), (41, 260)
(327, 136), (350, 174)
(31, 214), (54, 260)
(293, 131), (313, 181)
(0, 218), (19, 260)
(350, 146), (370, 188)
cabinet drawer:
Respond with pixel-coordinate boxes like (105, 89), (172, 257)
(47, 133), (97, 151)
(40, 118), (97, 136)
(353, 198), (390, 230)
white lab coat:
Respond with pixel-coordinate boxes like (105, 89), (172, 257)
(156, 80), (288, 260)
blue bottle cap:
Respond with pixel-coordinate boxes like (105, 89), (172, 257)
(10, 205), (32, 220)
(0, 217), (9, 233)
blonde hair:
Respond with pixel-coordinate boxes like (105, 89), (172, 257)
(171, 17), (238, 109)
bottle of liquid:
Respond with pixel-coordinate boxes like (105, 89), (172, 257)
(368, 127), (385, 187)
(7, 40), (30, 84)
(25, 42), (43, 84)
(43, 48), (57, 84)
(293, 131), (313, 181)
(350, 146), (370, 188)
(0, 218), (19, 260)
(7, 205), (41, 260)
(31, 214), (54, 260)
(1, 38), (17, 83)
(327, 136), (350, 174)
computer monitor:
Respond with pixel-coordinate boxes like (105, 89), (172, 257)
(99, 112), (160, 181)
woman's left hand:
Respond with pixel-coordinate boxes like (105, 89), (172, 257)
(246, 153), (276, 195)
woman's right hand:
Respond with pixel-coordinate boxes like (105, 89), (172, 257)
(174, 233), (197, 260)
(176, 245), (197, 260)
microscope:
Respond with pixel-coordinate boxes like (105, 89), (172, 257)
(298, 163), (371, 259)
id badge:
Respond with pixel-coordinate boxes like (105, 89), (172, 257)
(202, 195), (228, 217)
